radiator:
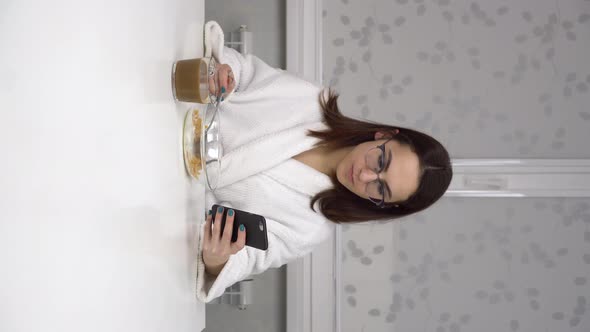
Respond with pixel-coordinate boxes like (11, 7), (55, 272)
(210, 23), (254, 310)
(210, 278), (254, 309)
(224, 25), (253, 55)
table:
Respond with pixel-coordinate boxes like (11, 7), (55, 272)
(0, 0), (207, 330)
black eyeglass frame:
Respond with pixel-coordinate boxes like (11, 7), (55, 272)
(366, 138), (396, 208)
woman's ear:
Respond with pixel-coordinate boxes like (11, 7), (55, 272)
(374, 131), (388, 140)
(374, 129), (399, 141)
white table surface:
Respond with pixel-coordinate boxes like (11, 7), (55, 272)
(0, 0), (208, 331)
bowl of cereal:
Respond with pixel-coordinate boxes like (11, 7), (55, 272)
(182, 103), (221, 190)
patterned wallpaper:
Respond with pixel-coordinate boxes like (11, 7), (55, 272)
(339, 197), (590, 332)
(322, 1), (590, 331)
(323, 0), (590, 158)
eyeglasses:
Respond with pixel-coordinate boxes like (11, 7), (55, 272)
(365, 139), (393, 208)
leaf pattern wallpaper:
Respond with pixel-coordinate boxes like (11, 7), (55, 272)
(322, 1), (590, 331)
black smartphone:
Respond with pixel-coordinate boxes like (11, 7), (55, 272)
(210, 204), (269, 251)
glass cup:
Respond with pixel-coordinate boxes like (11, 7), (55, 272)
(172, 56), (220, 104)
(182, 103), (222, 190)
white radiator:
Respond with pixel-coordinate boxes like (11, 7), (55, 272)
(212, 23), (254, 310)
(211, 278), (254, 309)
(224, 25), (253, 55)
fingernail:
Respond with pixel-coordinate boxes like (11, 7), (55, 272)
(228, 209), (234, 216)
(239, 224), (245, 231)
(208, 209), (212, 215)
(217, 207), (223, 213)
(221, 86), (226, 94)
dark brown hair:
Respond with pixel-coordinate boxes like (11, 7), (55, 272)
(308, 89), (453, 223)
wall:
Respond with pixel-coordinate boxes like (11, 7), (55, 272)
(203, 267), (286, 332)
(205, 0), (286, 69)
(323, 0), (590, 331)
(324, 0), (590, 158)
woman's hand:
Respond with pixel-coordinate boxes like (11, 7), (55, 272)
(202, 207), (246, 276)
(209, 63), (236, 101)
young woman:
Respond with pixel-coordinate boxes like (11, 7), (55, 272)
(196, 22), (452, 302)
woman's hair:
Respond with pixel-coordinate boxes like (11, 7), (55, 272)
(308, 89), (453, 224)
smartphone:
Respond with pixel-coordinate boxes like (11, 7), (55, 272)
(210, 204), (269, 251)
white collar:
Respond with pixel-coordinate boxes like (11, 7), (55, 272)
(263, 158), (333, 197)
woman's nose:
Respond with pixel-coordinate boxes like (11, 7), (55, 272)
(359, 168), (378, 183)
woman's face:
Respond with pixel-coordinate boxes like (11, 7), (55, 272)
(336, 131), (421, 204)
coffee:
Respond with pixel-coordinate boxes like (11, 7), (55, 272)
(172, 58), (210, 103)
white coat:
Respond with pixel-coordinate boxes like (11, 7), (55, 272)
(196, 22), (335, 302)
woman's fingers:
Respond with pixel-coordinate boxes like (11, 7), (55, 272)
(217, 64), (235, 100)
(221, 209), (234, 244)
(208, 74), (216, 97)
(203, 210), (212, 244)
(217, 65), (228, 98)
(231, 223), (246, 254)
(227, 72), (235, 96)
(211, 206), (223, 246)
(205, 63), (234, 102)
(205, 206), (245, 257)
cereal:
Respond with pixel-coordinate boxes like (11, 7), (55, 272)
(187, 154), (202, 178)
(185, 109), (203, 179)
